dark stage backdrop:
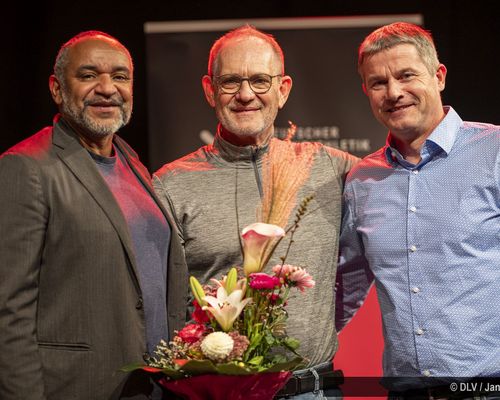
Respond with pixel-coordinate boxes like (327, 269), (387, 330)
(145, 14), (422, 172)
(1, 1), (499, 166)
(1, 2), (498, 395)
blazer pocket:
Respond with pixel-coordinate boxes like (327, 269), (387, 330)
(38, 342), (91, 400)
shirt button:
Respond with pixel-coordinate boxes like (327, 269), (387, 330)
(423, 370), (431, 377)
(409, 206), (417, 212)
(136, 297), (144, 310)
(411, 287), (420, 293)
(410, 245), (417, 252)
(416, 328), (424, 335)
(412, 170), (419, 174)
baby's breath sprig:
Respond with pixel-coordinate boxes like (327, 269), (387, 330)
(147, 338), (190, 369)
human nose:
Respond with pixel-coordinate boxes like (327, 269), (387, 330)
(235, 79), (256, 102)
(386, 79), (403, 101)
(95, 74), (117, 96)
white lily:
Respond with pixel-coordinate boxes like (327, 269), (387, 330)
(202, 286), (252, 332)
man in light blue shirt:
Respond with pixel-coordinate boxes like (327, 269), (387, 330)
(336, 22), (500, 399)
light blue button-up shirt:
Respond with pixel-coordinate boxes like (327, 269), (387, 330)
(336, 107), (500, 388)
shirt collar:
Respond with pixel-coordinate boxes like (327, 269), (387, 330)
(384, 106), (463, 165)
(213, 124), (270, 163)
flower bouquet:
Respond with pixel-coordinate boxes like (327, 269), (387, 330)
(123, 124), (319, 400)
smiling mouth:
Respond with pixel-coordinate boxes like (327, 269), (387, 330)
(387, 104), (412, 113)
(233, 108), (259, 113)
(86, 102), (121, 114)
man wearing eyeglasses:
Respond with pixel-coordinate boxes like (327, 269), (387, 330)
(153, 25), (359, 399)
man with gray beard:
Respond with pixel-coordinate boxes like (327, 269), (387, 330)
(0, 31), (187, 400)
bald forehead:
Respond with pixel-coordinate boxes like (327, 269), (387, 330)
(215, 36), (281, 75)
(70, 37), (128, 56)
(68, 38), (132, 70)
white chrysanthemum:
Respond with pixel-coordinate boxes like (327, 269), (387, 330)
(200, 332), (234, 362)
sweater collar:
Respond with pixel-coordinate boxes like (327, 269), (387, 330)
(212, 124), (271, 164)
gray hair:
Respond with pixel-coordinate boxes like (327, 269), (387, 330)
(358, 22), (440, 77)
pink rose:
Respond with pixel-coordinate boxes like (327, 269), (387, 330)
(178, 323), (207, 344)
(248, 273), (280, 290)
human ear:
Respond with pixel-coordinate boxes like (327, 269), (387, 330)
(278, 75), (293, 109)
(202, 75), (216, 107)
(436, 64), (447, 92)
(49, 75), (63, 105)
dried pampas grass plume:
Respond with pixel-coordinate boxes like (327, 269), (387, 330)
(259, 121), (317, 229)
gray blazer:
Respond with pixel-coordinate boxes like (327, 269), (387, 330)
(0, 117), (187, 399)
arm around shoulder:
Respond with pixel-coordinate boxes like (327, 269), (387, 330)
(335, 185), (374, 333)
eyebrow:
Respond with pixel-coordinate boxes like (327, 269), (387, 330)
(77, 65), (131, 74)
(366, 67), (418, 82)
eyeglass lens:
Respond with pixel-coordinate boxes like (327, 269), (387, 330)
(217, 74), (276, 93)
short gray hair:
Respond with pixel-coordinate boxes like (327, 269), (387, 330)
(358, 22), (439, 77)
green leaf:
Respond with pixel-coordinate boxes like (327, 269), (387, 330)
(121, 357), (305, 380)
(177, 359), (219, 375)
(247, 333), (263, 350)
(158, 369), (187, 380)
(247, 356), (263, 366)
(284, 337), (300, 351)
(215, 363), (256, 375)
(264, 332), (277, 346)
(270, 354), (287, 364)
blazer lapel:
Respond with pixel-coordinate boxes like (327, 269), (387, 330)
(52, 121), (142, 293)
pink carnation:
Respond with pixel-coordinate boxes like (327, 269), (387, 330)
(178, 323), (208, 344)
(272, 264), (315, 292)
(248, 273), (280, 290)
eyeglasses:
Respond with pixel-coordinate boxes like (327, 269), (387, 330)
(214, 73), (282, 94)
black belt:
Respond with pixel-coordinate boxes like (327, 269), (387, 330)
(275, 364), (344, 398)
(389, 385), (499, 399)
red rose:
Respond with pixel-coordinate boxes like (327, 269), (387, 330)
(178, 323), (207, 344)
(191, 300), (211, 324)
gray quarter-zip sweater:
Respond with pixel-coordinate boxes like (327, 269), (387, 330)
(153, 131), (359, 367)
